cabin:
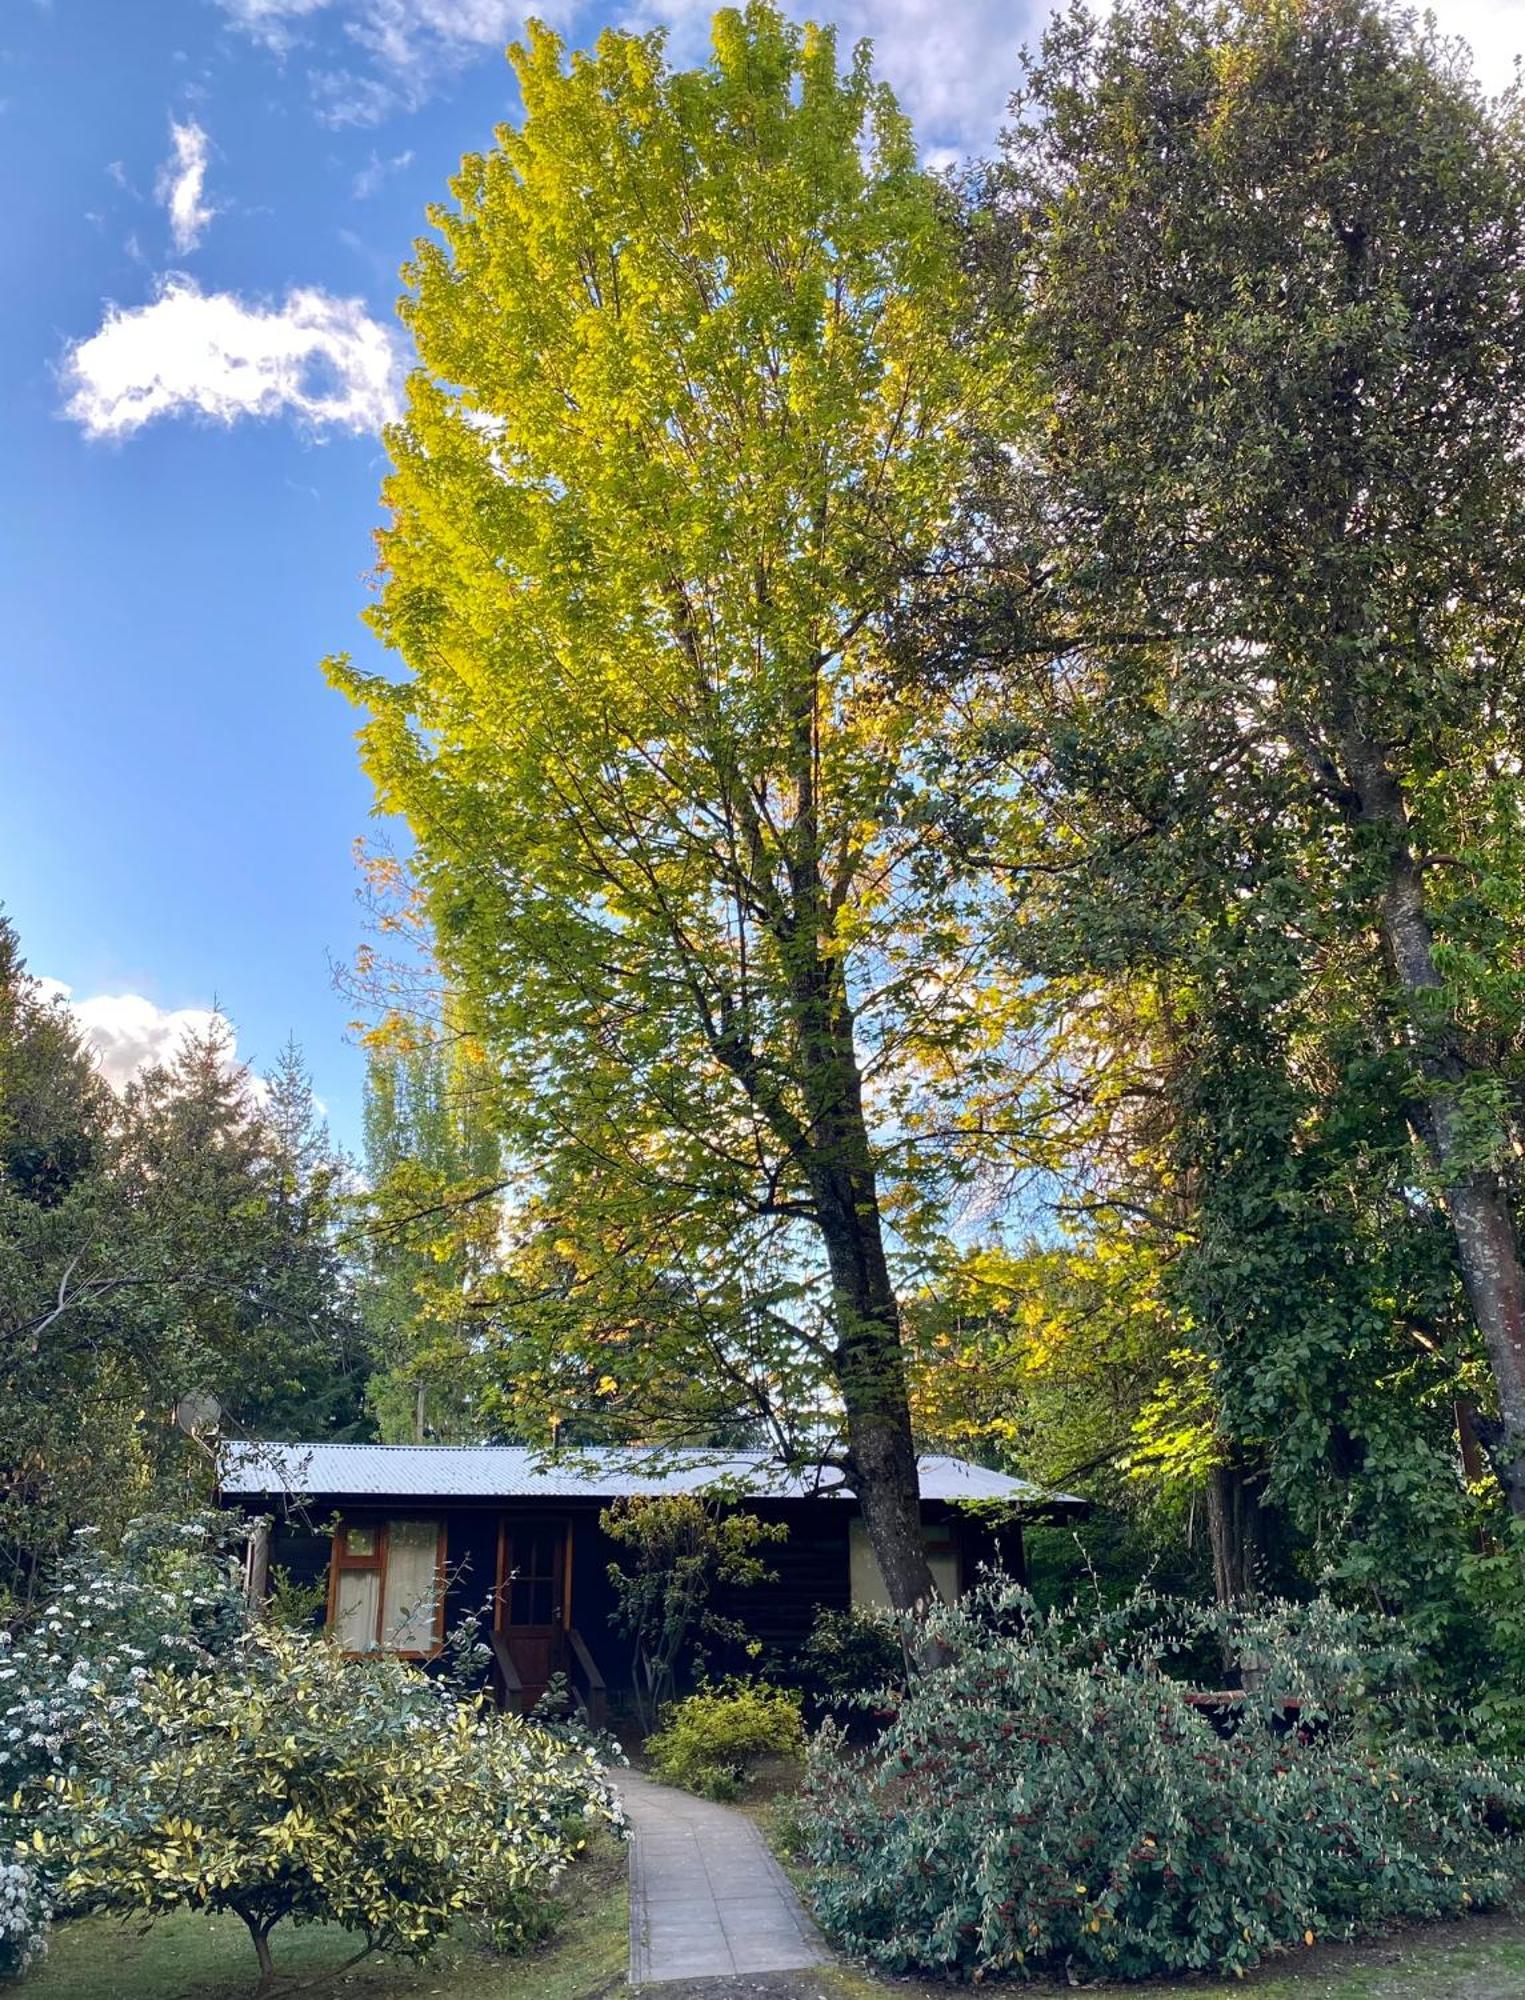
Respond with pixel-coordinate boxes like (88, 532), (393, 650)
(220, 1442), (1084, 1722)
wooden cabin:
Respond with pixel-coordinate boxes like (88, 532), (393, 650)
(220, 1442), (1084, 1722)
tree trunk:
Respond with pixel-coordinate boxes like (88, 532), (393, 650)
(1204, 1458), (1265, 1610)
(243, 1516), (271, 1615)
(755, 666), (939, 1626)
(795, 964), (940, 1620)
(241, 1912), (277, 1995)
(1205, 1455), (1270, 1684)
(1339, 724), (1525, 1520)
(813, 1163), (941, 1620)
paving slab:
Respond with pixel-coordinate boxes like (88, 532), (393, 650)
(618, 1767), (826, 1987)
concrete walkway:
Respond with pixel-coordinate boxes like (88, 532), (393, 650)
(617, 1768), (826, 1986)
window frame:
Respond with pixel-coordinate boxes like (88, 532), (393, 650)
(326, 1515), (448, 1659)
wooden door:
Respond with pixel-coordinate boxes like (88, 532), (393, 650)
(495, 1515), (570, 1710)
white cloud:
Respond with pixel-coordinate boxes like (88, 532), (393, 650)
(156, 116), (215, 254)
(214, 0), (562, 125)
(211, 0), (1525, 151)
(352, 145), (414, 198)
(39, 982), (245, 1091)
(60, 274), (403, 439)
(213, 0), (332, 53)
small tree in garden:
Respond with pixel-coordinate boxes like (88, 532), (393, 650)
(51, 1625), (621, 1994)
(603, 1495), (786, 1730)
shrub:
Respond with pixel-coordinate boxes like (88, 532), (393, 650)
(647, 1677), (805, 1800)
(794, 1606), (903, 1719)
(0, 1511), (248, 1802)
(799, 1582), (1525, 1983)
(47, 1623), (623, 1994)
(0, 1510), (250, 1982)
(0, 1861), (48, 1983)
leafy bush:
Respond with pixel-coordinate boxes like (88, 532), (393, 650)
(794, 1606), (903, 1718)
(0, 1512), (248, 1802)
(0, 1860), (48, 1983)
(647, 1677), (805, 1800)
(47, 1622), (623, 1993)
(799, 1583), (1525, 1983)
(0, 1511), (250, 1982)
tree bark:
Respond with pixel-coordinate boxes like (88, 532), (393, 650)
(1204, 1458), (1266, 1610)
(808, 1067), (941, 1620)
(1338, 723), (1525, 1520)
(241, 1912), (277, 1995)
(770, 667), (941, 1626)
(243, 1516), (271, 1615)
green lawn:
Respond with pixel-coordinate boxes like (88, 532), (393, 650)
(19, 1840), (629, 2000)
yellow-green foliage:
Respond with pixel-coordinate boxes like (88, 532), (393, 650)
(647, 1677), (805, 1800)
(47, 1626), (622, 1987)
(326, 2), (1029, 1445)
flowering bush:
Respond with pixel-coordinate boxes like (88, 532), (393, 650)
(647, 1677), (805, 1800)
(0, 1511), (249, 1981)
(47, 1623), (624, 1993)
(798, 1583), (1525, 1983)
(0, 1511), (248, 1802)
(0, 1860), (48, 1982)
(0, 1512), (622, 1991)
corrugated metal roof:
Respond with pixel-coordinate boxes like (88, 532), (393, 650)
(219, 1441), (1080, 1510)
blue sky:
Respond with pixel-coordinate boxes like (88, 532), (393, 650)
(2, 0), (1520, 1150)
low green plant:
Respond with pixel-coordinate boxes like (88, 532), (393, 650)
(264, 1561), (328, 1633)
(799, 1582), (1525, 1983)
(647, 1677), (805, 1800)
(44, 1623), (623, 1995)
(795, 1606), (903, 1716)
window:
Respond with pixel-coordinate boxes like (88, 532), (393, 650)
(328, 1518), (445, 1656)
(849, 1519), (960, 1611)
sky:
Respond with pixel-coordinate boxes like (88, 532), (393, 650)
(2, 0), (1523, 1151)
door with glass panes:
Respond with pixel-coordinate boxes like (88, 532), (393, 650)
(495, 1516), (570, 1708)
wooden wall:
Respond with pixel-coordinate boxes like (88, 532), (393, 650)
(252, 1492), (1027, 1695)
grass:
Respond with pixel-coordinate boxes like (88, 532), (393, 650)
(18, 1837), (629, 2000)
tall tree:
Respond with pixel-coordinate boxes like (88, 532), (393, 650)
(360, 1024), (503, 1442)
(0, 915), (142, 1602)
(331, 3), (1026, 1611)
(0, 915), (371, 1602)
(973, 0), (1525, 1521)
(119, 1029), (371, 1441)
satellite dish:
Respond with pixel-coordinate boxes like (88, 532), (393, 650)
(173, 1390), (223, 1437)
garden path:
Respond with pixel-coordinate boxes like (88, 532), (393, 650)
(618, 1767), (826, 1986)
